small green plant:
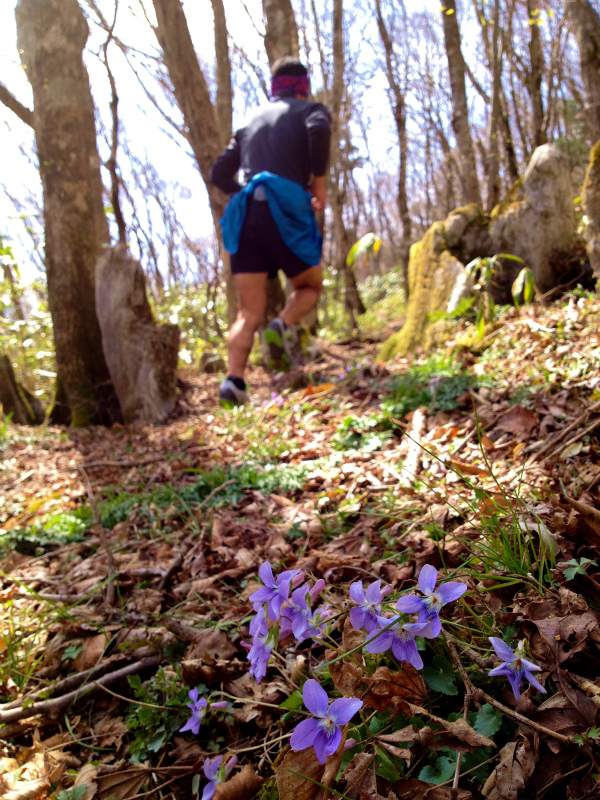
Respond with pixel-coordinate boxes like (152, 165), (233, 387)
(0, 510), (91, 556)
(332, 413), (394, 452)
(126, 667), (194, 762)
(57, 787), (88, 800)
(563, 557), (597, 581)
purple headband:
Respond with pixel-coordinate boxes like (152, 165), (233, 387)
(271, 74), (310, 99)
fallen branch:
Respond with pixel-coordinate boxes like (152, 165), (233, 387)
(0, 655), (161, 725)
(159, 548), (185, 591)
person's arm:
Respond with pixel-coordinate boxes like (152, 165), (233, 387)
(210, 134), (242, 195)
(306, 105), (331, 210)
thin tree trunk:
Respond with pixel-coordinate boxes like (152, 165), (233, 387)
(331, 0), (364, 328)
(566, 0), (600, 143)
(374, 0), (411, 293)
(16, 0), (121, 426)
(439, 0), (481, 205)
(486, 0), (502, 212)
(210, 0), (233, 149)
(152, 0), (237, 322)
(526, 0), (547, 147)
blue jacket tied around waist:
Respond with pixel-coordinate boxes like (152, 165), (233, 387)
(219, 172), (323, 267)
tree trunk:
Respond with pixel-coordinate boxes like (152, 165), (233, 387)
(0, 355), (45, 425)
(263, 0), (300, 64)
(486, 0), (502, 212)
(331, 0), (365, 328)
(152, 0), (237, 321)
(566, 0), (600, 143)
(210, 0), (233, 149)
(16, 0), (121, 426)
(374, 0), (411, 289)
(440, 0), (481, 205)
(526, 0), (547, 148)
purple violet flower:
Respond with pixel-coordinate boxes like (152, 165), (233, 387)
(396, 564), (467, 637)
(488, 638), (546, 701)
(365, 616), (432, 669)
(249, 561), (300, 621)
(244, 633), (274, 683)
(201, 755), (237, 800)
(249, 604), (268, 637)
(290, 679), (363, 765)
(281, 580), (325, 642)
(179, 688), (207, 734)
(349, 580), (384, 633)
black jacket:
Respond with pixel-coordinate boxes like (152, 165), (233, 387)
(210, 97), (331, 195)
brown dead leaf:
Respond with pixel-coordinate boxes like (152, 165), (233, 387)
(495, 406), (538, 437)
(72, 633), (106, 672)
(97, 763), (147, 800)
(275, 746), (325, 800)
(483, 738), (537, 800)
(73, 763), (98, 800)
(0, 776), (52, 800)
(214, 764), (262, 800)
(341, 752), (377, 800)
(187, 628), (237, 661)
(328, 617), (367, 697)
(448, 459), (491, 478)
(93, 717), (128, 748)
(404, 704), (495, 749)
(393, 779), (473, 799)
(526, 611), (599, 664)
(364, 665), (428, 713)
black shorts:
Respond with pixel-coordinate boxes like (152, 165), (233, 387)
(230, 198), (314, 280)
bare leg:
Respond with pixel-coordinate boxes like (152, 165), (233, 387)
(279, 265), (323, 327)
(228, 273), (268, 378)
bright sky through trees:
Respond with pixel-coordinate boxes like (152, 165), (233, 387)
(0, 0), (438, 278)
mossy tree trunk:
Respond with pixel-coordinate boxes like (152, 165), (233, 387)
(16, 0), (121, 426)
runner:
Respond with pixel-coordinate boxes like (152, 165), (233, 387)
(210, 56), (331, 408)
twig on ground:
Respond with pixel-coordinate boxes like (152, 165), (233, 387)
(399, 406), (427, 488)
(527, 398), (600, 463)
(78, 465), (117, 606)
(158, 548), (185, 591)
(0, 655), (161, 725)
(447, 641), (573, 745)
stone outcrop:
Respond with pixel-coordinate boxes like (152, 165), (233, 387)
(0, 355), (45, 424)
(96, 245), (180, 424)
(378, 145), (581, 361)
(582, 140), (600, 280)
(489, 144), (578, 296)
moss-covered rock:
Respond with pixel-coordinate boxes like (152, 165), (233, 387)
(377, 222), (468, 361)
(582, 140), (600, 280)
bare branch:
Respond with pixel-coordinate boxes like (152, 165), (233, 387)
(0, 81), (34, 127)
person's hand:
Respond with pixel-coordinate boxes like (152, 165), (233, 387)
(308, 177), (327, 212)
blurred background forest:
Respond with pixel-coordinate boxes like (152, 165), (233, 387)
(1, 0), (600, 426)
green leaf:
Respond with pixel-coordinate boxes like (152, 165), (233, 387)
(473, 703), (502, 738)
(419, 755), (457, 785)
(62, 644), (83, 662)
(422, 656), (458, 696)
(477, 310), (486, 340)
(192, 774), (201, 794)
(346, 233), (381, 267)
(263, 328), (282, 348)
(512, 267), (535, 307)
(279, 689), (304, 709)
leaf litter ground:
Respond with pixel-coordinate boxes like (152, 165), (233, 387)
(1, 293), (600, 799)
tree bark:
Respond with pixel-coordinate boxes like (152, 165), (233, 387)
(16, 0), (121, 426)
(263, 0), (300, 65)
(374, 0), (411, 291)
(211, 0), (233, 149)
(566, 0), (600, 143)
(440, 0), (481, 205)
(526, 0), (547, 147)
(331, 0), (364, 328)
(152, 0), (237, 322)
(486, 0), (502, 212)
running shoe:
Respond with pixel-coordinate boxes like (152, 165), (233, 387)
(219, 378), (248, 409)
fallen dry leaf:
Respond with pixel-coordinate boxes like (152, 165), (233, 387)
(495, 406), (538, 437)
(340, 752), (377, 800)
(364, 665), (428, 712)
(214, 764), (262, 800)
(275, 746), (325, 800)
(72, 633), (107, 672)
(483, 738), (537, 800)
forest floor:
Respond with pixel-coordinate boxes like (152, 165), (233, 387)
(2, 290), (600, 800)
